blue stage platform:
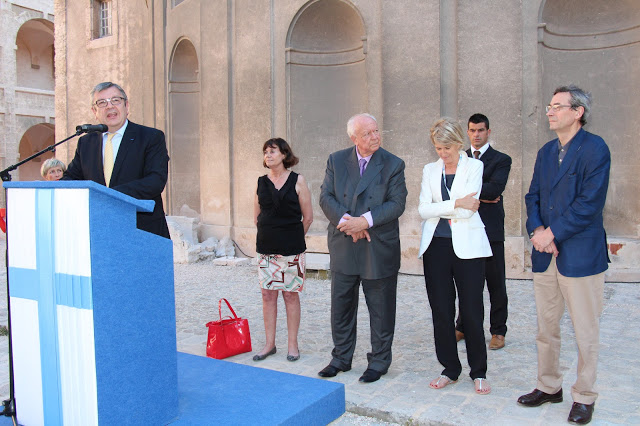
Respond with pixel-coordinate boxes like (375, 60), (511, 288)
(173, 352), (345, 425)
(0, 352), (345, 425)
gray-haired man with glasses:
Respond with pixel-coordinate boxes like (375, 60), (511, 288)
(64, 82), (170, 238)
(518, 85), (610, 425)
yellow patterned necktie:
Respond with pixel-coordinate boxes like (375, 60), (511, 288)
(104, 133), (115, 186)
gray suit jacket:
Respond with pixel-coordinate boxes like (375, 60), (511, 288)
(319, 146), (407, 279)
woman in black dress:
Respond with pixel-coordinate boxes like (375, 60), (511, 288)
(253, 138), (313, 362)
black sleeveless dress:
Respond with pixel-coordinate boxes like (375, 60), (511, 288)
(256, 172), (306, 256)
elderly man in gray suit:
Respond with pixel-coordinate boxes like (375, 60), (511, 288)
(318, 113), (407, 383)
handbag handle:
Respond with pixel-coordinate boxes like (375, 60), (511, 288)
(218, 298), (239, 321)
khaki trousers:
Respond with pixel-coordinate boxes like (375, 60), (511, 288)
(533, 257), (604, 404)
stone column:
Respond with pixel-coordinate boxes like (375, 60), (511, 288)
(439, 0), (457, 118)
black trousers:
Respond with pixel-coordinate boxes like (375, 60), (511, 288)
(329, 271), (398, 373)
(423, 237), (487, 380)
(456, 240), (508, 336)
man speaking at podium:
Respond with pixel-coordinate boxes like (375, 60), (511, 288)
(64, 81), (171, 238)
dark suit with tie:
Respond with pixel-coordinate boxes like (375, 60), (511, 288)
(456, 146), (511, 336)
(64, 121), (170, 238)
(319, 146), (407, 373)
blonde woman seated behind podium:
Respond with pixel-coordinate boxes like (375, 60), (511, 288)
(41, 158), (66, 181)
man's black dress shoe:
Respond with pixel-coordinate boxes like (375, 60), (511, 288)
(517, 388), (563, 407)
(317, 364), (350, 378)
(568, 402), (594, 424)
(359, 368), (385, 383)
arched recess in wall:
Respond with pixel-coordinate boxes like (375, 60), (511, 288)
(168, 38), (201, 215)
(18, 123), (55, 181)
(286, 0), (368, 232)
(15, 19), (54, 90)
(539, 0), (640, 235)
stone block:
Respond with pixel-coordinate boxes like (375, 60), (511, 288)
(506, 236), (529, 279)
(227, 257), (251, 267)
(215, 237), (235, 257)
(305, 232), (328, 253)
(168, 216), (233, 264)
(167, 216), (199, 245)
(212, 256), (249, 267)
(605, 237), (640, 281)
(201, 236), (218, 252)
(306, 252), (330, 271)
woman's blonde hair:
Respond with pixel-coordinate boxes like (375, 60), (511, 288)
(41, 158), (67, 178)
(430, 117), (465, 150)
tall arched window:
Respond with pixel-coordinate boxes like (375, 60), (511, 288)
(168, 38), (201, 214)
(286, 0), (367, 231)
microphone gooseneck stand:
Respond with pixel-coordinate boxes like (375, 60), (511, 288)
(0, 124), (103, 419)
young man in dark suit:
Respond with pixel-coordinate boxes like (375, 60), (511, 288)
(455, 114), (511, 350)
(64, 82), (170, 238)
(518, 85), (610, 425)
(318, 113), (407, 383)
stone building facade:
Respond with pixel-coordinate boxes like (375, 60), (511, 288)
(53, 0), (640, 280)
(0, 0), (55, 183)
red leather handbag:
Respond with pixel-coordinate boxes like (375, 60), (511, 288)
(206, 298), (252, 359)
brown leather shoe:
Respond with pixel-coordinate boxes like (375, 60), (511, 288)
(489, 334), (505, 350)
(455, 330), (464, 342)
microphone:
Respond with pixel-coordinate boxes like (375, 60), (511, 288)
(76, 124), (108, 134)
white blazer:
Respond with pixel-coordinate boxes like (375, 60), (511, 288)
(418, 152), (492, 259)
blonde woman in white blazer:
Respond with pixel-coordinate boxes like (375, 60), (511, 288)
(418, 118), (492, 395)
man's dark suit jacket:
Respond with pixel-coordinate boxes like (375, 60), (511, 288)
(319, 146), (407, 280)
(466, 146), (512, 242)
(525, 127), (610, 277)
(64, 121), (170, 238)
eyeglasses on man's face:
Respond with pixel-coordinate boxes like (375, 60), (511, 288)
(545, 104), (573, 113)
(360, 129), (380, 139)
(94, 96), (127, 108)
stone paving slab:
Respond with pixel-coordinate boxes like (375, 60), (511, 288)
(0, 249), (638, 425)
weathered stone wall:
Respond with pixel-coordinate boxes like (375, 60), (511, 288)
(54, 0), (640, 281)
(0, 1), (55, 185)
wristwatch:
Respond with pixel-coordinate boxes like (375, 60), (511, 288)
(529, 230), (535, 239)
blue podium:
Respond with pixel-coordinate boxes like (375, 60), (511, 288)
(3, 181), (178, 426)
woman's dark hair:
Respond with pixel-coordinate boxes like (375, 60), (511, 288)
(262, 138), (299, 168)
